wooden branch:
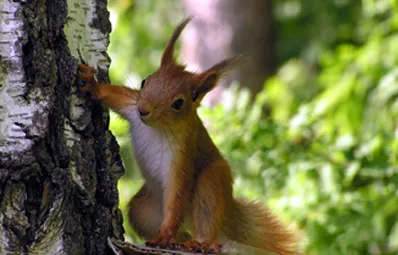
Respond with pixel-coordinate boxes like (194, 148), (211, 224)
(108, 238), (276, 255)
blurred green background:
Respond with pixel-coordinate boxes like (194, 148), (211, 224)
(107, 0), (398, 254)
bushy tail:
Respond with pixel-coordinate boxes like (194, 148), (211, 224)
(225, 198), (298, 255)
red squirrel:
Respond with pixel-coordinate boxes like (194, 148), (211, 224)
(78, 18), (298, 254)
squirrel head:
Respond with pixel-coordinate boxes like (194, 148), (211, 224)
(137, 18), (240, 128)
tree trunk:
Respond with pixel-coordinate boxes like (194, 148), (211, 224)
(182, 0), (276, 105)
(0, 0), (124, 254)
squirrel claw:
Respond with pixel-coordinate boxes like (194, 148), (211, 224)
(78, 64), (97, 95)
(79, 73), (95, 83)
(78, 63), (95, 74)
(208, 243), (223, 254)
(145, 234), (175, 250)
(175, 240), (221, 254)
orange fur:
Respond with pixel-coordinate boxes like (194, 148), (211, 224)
(78, 64), (139, 117)
(226, 199), (298, 255)
(78, 18), (299, 254)
(128, 184), (162, 239)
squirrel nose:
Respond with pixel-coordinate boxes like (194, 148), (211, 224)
(138, 106), (150, 116)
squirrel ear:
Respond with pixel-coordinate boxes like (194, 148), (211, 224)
(161, 17), (192, 67)
(193, 56), (243, 103)
(193, 72), (219, 103)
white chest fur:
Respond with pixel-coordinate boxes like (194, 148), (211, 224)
(127, 108), (173, 190)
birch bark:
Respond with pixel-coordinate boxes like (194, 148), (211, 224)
(0, 0), (124, 254)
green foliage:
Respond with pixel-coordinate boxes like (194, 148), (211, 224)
(108, 0), (182, 86)
(108, 0), (398, 254)
(274, 0), (362, 65)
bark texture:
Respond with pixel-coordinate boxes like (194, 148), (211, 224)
(182, 0), (276, 105)
(0, 0), (124, 254)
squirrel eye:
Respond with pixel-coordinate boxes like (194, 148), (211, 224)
(141, 79), (146, 89)
(172, 98), (185, 111)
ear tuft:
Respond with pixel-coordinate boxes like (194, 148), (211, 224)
(206, 55), (246, 76)
(161, 17), (192, 67)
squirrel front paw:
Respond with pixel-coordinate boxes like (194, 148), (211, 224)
(77, 64), (98, 96)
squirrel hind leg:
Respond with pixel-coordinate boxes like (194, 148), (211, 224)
(128, 184), (162, 240)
